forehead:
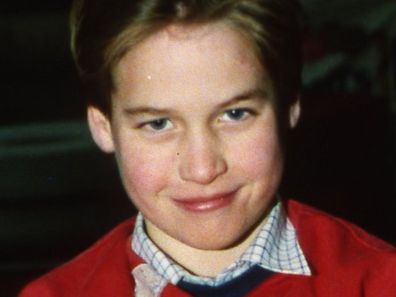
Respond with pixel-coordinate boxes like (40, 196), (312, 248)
(112, 22), (270, 106)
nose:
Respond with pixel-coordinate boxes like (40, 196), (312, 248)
(178, 129), (227, 185)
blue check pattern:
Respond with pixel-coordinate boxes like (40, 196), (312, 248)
(131, 200), (311, 292)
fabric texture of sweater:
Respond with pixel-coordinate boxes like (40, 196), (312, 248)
(19, 200), (396, 297)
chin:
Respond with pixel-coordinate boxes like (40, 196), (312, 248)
(179, 230), (247, 251)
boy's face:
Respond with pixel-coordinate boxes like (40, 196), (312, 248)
(88, 22), (299, 250)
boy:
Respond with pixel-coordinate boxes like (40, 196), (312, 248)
(20, 0), (396, 296)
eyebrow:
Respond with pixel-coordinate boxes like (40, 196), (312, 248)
(216, 88), (269, 110)
(122, 88), (270, 117)
(123, 106), (172, 117)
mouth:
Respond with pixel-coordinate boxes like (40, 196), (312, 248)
(172, 190), (236, 212)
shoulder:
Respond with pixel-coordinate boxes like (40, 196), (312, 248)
(286, 199), (396, 294)
(19, 218), (136, 297)
(286, 199), (395, 253)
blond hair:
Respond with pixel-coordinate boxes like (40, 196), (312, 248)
(70, 0), (302, 119)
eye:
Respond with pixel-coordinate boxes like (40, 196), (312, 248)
(221, 108), (252, 122)
(142, 118), (173, 131)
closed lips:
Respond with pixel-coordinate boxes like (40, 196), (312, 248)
(172, 191), (236, 212)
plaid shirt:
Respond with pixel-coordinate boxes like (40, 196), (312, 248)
(131, 200), (311, 296)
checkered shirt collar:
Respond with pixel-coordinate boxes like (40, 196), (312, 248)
(131, 200), (311, 288)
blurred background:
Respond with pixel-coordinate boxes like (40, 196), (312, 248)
(1, 0), (395, 296)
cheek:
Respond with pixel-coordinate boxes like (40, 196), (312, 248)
(115, 143), (174, 207)
(232, 128), (284, 180)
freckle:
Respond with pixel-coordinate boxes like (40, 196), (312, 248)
(177, 152), (180, 156)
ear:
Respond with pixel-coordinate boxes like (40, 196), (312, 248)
(288, 98), (301, 129)
(87, 105), (115, 153)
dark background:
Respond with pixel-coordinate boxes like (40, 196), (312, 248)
(1, 1), (396, 296)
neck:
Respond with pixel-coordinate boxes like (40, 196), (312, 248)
(145, 218), (266, 278)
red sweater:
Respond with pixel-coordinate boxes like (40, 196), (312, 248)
(19, 200), (396, 296)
